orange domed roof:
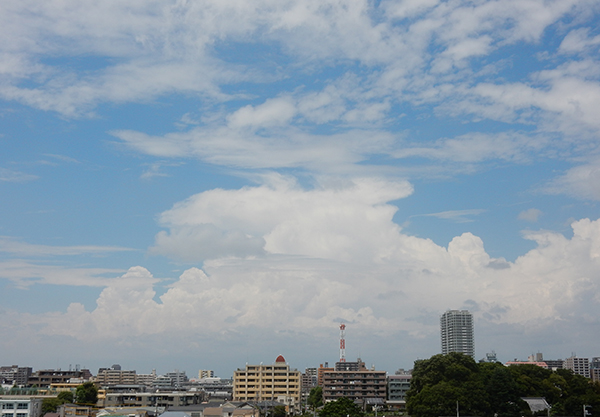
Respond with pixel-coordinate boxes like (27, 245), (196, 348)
(275, 355), (286, 363)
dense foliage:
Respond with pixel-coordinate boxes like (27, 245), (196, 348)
(74, 382), (98, 406)
(308, 386), (324, 410)
(407, 353), (600, 417)
(320, 397), (364, 417)
(41, 391), (75, 415)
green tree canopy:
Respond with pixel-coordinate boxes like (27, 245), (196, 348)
(75, 382), (98, 406)
(407, 354), (600, 417)
(57, 391), (74, 403)
(320, 397), (364, 417)
(308, 386), (323, 409)
(41, 391), (75, 416)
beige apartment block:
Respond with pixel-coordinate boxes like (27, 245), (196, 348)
(95, 369), (137, 385)
(232, 355), (301, 407)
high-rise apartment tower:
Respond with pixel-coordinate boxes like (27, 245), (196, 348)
(440, 309), (474, 358)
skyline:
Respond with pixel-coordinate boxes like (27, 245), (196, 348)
(1, 0), (600, 378)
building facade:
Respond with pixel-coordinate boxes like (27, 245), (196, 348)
(317, 364), (334, 388)
(440, 310), (474, 358)
(27, 370), (91, 387)
(0, 396), (45, 417)
(95, 369), (137, 386)
(564, 356), (590, 378)
(232, 355), (301, 408)
(387, 374), (411, 409)
(99, 391), (206, 408)
(321, 369), (387, 404)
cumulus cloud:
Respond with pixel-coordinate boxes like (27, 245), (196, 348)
(24, 217), (600, 357)
(151, 175), (414, 262)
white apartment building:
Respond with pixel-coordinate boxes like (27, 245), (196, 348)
(0, 396), (45, 417)
(441, 309), (474, 358)
(564, 356), (590, 378)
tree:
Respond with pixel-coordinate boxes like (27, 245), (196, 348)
(308, 386), (324, 410)
(41, 391), (76, 415)
(75, 382), (98, 406)
(57, 391), (74, 404)
(272, 405), (287, 417)
(41, 398), (62, 415)
(320, 397), (363, 417)
(408, 353), (489, 417)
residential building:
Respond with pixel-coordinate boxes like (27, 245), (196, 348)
(27, 370), (91, 387)
(99, 391), (206, 408)
(564, 356), (590, 378)
(591, 358), (600, 382)
(0, 396), (46, 417)
(165, 371), (188, 388)
(0, 367), (32, 387)
(440, 310), (474, 358)
(195, 378), (233, 400)
(95, 367), (137, 386)
(321, 368), (387, 404)
(301, 368), (317, 403)
(317, 364), (334, 388)
(505, 361), (548, 369)
(58, 403), (94, 417)
(198, 371), (214, 379)
(387, 374), (411, 409)
(232, 355), (301, 409)
(334, 360), (366, 372)
(135, 370), (157, 387)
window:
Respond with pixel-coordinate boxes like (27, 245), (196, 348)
(17, 405), (28, 410)
(17, 413), (28, 417)
(3, 404), (14, 410)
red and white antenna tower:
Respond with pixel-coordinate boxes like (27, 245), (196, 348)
(339, 323), (346, 362)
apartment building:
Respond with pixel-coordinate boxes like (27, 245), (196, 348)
(27, 370), (92, 387)
(321, 369), (387, 404)
(100, 391), (206, 408)
(0, 396), (45, 417)
(232, 355), (301, 408)
(387, 374), (411, 409)
(564, 356), (590, 378)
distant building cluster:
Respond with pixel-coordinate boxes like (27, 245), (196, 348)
(2, 309), (599, 417)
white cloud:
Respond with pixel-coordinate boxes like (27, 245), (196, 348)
(518, 208), (542, 222)
(0, 168), (38, 182)
(0, 259), (125, 289)
(413, 209), (486, 223)
(151, 175), (414, 262)
(113, 123), (398, 174)
(559, 28), (600, 55)
(228, 97), (297, 128)
(18, 217), (600, 357)
(543, 159), (600, 201)
(0, 236), (134, 257)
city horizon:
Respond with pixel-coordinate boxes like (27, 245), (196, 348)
(2, 0), (600, 378)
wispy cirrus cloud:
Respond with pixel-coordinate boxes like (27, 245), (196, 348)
(0, 236), (134, 257)
(0, 167), (38, 182)
(412, 209), (486, 223)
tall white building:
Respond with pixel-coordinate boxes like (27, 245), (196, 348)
(441, 310), (474, 358)
(564, 356), (590, 378)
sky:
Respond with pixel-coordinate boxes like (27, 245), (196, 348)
(1, 0), (600, 379)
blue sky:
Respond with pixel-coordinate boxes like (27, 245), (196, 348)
(1, 0), (600, 378)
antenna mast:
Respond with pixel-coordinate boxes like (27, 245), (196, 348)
(339, 323), (346, 362)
